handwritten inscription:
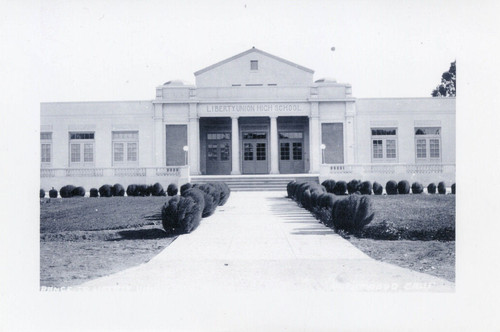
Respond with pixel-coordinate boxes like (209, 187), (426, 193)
(206, 104), (302, 113)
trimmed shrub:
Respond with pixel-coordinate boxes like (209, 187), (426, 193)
(99, 184), (112, 198)
(72, 186), (86, 197)
(60, 185), (75, 198)
(49, 187), (58, 198)
(287, 180), (297, 198)
(136, 184), (150, 196)
(319, 193), (338, 210)
(180, 183), (192, 195)
(438, 181), (446, 194)
(333, 181), (347, 195)
(40, 189), (45, 198)
(167, 183), (178, 196)
(359, 181), (372, 195)
(182, 188), (205, 212)
(385, 180), (398, 195)
(90, 188), (99, 197)
(332, 195), (375, 233)
(427, 183), (437, 194)
(321, 180), (336, 194)
(451, 183), (455, 195)
(112, 183), (125, 196)
(411, 182), (424, 194)
(397, 180), (410, 195)
(126, 184), (137, 196)
(161, 196), (202, 234)
(150, 183), (165, 196)
(372, 182), (383, 195)
(209, 182), (230, 206)
(347, 179), (361, 194)
(194, 184), (219, 217)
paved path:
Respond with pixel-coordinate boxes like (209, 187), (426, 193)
(81, 191), (454, 292)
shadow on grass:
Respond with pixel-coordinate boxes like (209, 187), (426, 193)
(109, 228), (174, 241)
(144, 213), (162, 221)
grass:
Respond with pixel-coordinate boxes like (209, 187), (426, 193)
(40, 196), (176, 287)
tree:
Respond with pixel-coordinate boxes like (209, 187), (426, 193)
(431, 61), (456, 97)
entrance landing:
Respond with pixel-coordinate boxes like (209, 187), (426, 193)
(81, 191), (453, 292)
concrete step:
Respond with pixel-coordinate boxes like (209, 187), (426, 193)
(190, 174), (319, 191)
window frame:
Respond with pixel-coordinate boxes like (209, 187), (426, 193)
(69, 131), (95, 167)
(370, 127), (398, 162)
(250, 60), (258, 71)
(112, 131), (139, 166)
(40, 132), (52, 167)
(414, 127), (441, 163)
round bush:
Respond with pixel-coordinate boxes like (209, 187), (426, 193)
(60, 185), (75, 198)
(126, 184), (137, 196)
(90, 188), (99, 197)
(438, 181), (446, 194)
(180, 183), (192, 195)
(321, 180), (336, 194)
(99, 184), (112, 197)
(397, 180), (410, 194)
(40, 189), (45, 198)
(167, 183), (178, 196)
(332, 195), (375, 233)
(136, 184), (150, 196)
(451, 183), (456, 195)
(372, 182), (383, 195)
(194, 184), (219, 217)
(359, 181), (372, 195)
(333, 181), (347, 195)
(385, 180), (398, 195)
(161, 196), (202, 234)
(49, 187), (58, 198)
(319, 193), (338, 209)
(112, 183), (125, 196)
(411, 182), (424, 194)
(287, 180), (297, 198)
(182, 188), (205, 212)
(149, 183), (165, 196)
(347, 179), (361, 194)
(427, 183), (437, 194)
(72, 186), (86, 197)
(209, 182), (230, 206)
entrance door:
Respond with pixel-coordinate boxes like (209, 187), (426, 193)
(206, 132), (231, 175)
(279, 132), (305, 174)
(242, 132), (268, 174)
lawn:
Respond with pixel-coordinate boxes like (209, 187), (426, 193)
(40, 196), (176, 288)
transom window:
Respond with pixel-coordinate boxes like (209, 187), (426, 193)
(112, 131), (138, 165)
(415, 127), (441, 162)
(207, 132), (230, 140)
(250, 60), (258, 70)
(69, 132), (95, 167)
(279, 132), (303, 139)
(243, 132), (267, 139)
(41, 132), (52, 166)
(371, 128), (397, 162)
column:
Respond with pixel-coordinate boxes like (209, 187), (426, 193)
(269, 115), (279, 174)
(153, 103), (163, 166)
(309, 116), (321, 173)
(231, 116), (240, 175)
(345, 101), (356, 164)
(188, 117), (200, 175)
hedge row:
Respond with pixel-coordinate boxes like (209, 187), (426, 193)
(161, 182), (230, 234)
(320, 179), (456, 195)
(287, 181), (375, 233)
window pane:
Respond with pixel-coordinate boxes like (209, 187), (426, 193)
(280, 143), (290, 160)
(279, 132), (303, 139)
(292, 143), (302, 160)
(71, 133), (94, 140)
(372, 140), (383, 159)
(70, 144), (80, 162)
(127, 143), (137, 161)
(41, 144), (51, 163)
(416, 139), (427, 158)
(220, 143), (230, 161)
(114, 143), (124, 162)
(113, 131), (138, 140)
(84, 144), (93, 162)
(250, 60), (258, 70)
(207, 144), (218, 161)
(256, 143), (266, 160)
(243, 132), (266, 139)
(244, 143), (253, 160)
(430, 139), (440, 158)
(386, 140), (396, 158)
(415, 127), (440, 135)
(371, 128), (396, 136)
(41, 132), (52, 140)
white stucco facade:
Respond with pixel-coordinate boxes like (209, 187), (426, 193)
(40, 48), (455, 189)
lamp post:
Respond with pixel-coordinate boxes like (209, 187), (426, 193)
(321, 144), (326, 164)
(183, 145), (189, 165)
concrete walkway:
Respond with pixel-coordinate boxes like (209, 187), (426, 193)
(81, 191), (454, 292)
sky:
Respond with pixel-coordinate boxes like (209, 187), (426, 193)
(37, 0), (462, 102)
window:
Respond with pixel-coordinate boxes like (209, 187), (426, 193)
(69, 132), (95, 167)
(250, 60), (258, 70)
(244, 143), (253, 160)
(207, 132), (230, 140)
(242, 132), (266, 139)
(279, 132), (303, 139)
(280, 143), (290, 160)
(415, 127), (441, 162)
(41, 132), (52, 166)
(371, 128), (397, 162)
(292, 142), (302, 160)
(256, 143), (266, 160)
(112, 131), (139, 165)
